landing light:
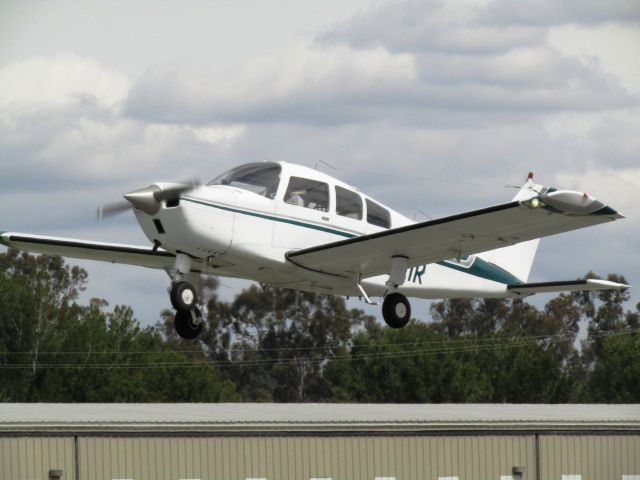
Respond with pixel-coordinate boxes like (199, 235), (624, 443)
(523, 197), (544, 209)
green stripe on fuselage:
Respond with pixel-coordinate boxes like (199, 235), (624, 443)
(182, 197), (354, 238)
(182, 196), (522, 285)
(440, 258), (522, 285)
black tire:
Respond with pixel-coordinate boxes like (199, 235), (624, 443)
(174, 307), (204, 340)
(382, 292), (411, 328)
(170, 281), (197, 311)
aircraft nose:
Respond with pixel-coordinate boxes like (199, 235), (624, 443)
(123, 186), (161, 214)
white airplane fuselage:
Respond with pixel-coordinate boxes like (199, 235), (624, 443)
(2, 159), (625, 337)
(134, 161), (519, 301)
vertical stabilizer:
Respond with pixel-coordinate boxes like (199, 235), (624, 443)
(478, 174), (543, 283)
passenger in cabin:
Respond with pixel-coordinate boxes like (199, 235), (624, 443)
(285, 190), (305, 207)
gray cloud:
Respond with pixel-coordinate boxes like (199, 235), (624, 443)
(121, 0), (635, 128)
(123, 50), (632, 126)
(483, 0), (640, 26)
(321, 0), (639, 54)
(320, 1), (544, 54)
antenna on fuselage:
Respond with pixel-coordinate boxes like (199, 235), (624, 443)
(413, 209), (433, 221)
(315, 159), (336, 171)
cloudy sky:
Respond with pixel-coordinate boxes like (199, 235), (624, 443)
(1, 0), (639, 324)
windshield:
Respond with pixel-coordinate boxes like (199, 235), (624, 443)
(209, 162), (281, 199)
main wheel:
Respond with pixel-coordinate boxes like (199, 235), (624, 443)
(174, 307), (204, 340)
(170, 281), (197, 311)
(382, 292), (411, 328)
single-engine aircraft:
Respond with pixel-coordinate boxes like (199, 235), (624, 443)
(1, 161), (628, 339)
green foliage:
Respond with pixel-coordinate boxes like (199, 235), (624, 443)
(199, 285), (376, 401)
(587, 332), (640, 402)
(0, 249), (237, 402)
(1, 248), (638, 403)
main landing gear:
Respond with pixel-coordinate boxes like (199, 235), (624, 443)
(170, 253), (204, 340)
(382, 292), (411, 329)
(380, 255), (411, 329)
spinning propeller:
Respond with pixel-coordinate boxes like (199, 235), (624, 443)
(97, 180), (200, 220)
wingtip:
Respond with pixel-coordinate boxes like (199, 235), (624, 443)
(0, 232), (10, 247)
(586, 279), (631, 290)
(592, 205), (624, 219)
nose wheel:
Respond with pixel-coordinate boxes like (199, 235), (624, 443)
(382, 292), (411, 328)
(170, 281), (198, 311)
(170, 281), (203, 339)
(174, 307), (204, 340)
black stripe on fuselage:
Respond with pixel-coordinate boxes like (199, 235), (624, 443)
(507, 280), (588, 290)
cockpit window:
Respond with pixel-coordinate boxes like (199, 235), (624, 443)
(208, 162), (281, 199)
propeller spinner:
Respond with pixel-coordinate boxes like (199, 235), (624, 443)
(97, 180), (200, 220)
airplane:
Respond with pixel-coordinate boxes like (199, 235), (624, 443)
(0, 161), (628, 339)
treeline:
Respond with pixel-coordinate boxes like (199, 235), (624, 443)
(0, 249), (638, 402)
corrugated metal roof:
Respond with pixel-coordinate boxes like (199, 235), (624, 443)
(1, 403), (639, 433)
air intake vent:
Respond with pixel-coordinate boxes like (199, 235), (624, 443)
(153, 219), (165, 234)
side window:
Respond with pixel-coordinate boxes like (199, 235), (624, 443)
(366, 199), (391, 228)
(335, 186), (363, 220)
(284, 177), (329, 212)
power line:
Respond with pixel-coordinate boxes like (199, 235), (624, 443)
(1, 328), (636, 370)
(2, 327), (637, 357)
(0, 330), (600, 356)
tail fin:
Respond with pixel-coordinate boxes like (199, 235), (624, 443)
(478, 174), (543, 283)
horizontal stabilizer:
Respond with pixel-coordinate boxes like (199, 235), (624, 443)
(507, 279), (629, 296)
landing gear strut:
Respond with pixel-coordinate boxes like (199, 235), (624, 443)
(382, 292), (411, 328)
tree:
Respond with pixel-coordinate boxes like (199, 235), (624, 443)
(2, 253), (637, 404)
(0, 249), (87, 400)
(324, 321), (490, 402)
(199, 284), (375, 401)
(0, 250), (237, 402)
(587, 331), (640, 402)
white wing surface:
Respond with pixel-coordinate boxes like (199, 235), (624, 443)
(286, 189), (623, 280)
(0, 232), (175, 269)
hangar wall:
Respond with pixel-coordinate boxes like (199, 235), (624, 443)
(1, 404), (639, 480)
(0, 436), (75, 479)
(73, 435), (534, 479)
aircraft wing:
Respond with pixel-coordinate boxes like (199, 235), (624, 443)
(0, 232), (175, 269)
(286, 189), (623, 281)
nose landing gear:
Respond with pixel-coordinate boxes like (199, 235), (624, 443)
(170, 281), (198, 311)
(170, 281), (203, 339)
(169, 253), (204, 339)
(174, 307), (204, 340)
